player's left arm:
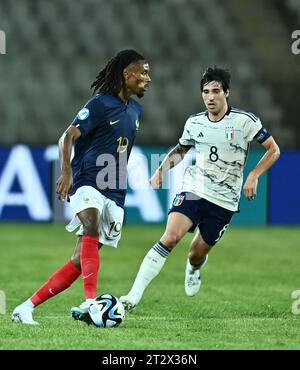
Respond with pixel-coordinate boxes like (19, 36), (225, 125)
(243, 136), (280, 200)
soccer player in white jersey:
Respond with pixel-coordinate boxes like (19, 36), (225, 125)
(120, 67), (280, 312)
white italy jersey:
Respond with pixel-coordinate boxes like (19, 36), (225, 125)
(179, 107), (263, 211)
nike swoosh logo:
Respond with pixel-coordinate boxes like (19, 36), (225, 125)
(83, 273), (94, 279)
(110, 120), (120, 125)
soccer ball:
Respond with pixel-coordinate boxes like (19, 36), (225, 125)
(88, 294), (125, 328)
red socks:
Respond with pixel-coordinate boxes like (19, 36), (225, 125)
(30, 260), (81, 307)
(30, 235), (99, 307)
(80, 235), (100, 299)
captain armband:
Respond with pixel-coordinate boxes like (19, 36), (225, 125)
(254, 127), (271, 144)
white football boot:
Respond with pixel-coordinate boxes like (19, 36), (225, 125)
(119, 295), (139, 313)
(11, 304), (39, 325)
(185, 255), (208, 297)
(70, 298), (95, 322)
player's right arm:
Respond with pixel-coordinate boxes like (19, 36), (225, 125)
(150, 117), (194, 189)
(56, 125), (81, 201)
(150, 144), (190, 189)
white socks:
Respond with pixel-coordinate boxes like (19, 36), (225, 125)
(85, 298), (95, 304)
(127, 242), (170, 303)
(23, 299), (35, 310)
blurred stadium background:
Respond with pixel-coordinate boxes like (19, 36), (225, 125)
(1, 0), (300, 147)
(0, 0), (300, 225)
(0, 0), (300, 350)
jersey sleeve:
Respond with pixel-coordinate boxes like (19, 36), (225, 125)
(179, 119), (194, 147)
(243, 116), (263, 142)
(72, 98), (105, 138)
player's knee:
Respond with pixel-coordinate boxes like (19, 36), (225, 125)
(161, 231), (182, 248)
(82, 225), (99, 236)
(70, 254), (81, 270)
(81, 217), (100, 236)
(78, 211), (100, 237)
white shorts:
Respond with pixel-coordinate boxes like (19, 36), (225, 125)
(66, 186), (124, 248)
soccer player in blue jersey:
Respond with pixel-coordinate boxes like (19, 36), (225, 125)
(12, 50), (151, 325)
(120, 67), (280, 312)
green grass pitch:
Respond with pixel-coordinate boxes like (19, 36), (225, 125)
(0, 224), (299, 350)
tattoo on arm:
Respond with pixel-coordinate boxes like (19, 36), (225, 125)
(159, 144), (190, 172)
(169, 144), (190, 158)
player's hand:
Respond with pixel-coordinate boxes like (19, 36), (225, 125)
(56, 173), (73, 202)
(150, 169), (163, 189)
(243, 172), (258, 201)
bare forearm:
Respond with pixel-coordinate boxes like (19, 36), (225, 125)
(158, 144), (189, 173)
(150, 144), (190, 189)
(250, 142), (280, 178)
(58, 132), (74, 174)
(56, 126), (81, 200)
(243, 137), (279, 200)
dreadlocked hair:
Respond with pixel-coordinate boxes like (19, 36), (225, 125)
(91, 50), (145, 95)
(91, 56), (123, 95)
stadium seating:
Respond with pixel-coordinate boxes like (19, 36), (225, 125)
(0, 0), (298, 147)
(287, 0), (300, 22)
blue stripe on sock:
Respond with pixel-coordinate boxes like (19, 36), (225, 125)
(153, 241), (170, 258)
(157, 241), (170, 253)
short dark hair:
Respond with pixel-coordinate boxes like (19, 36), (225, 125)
(200, 67), (231, 92)
(91, 49), (145, 95)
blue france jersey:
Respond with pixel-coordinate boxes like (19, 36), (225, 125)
(70, 93), (142, 207)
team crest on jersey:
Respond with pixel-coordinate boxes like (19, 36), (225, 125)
(225, 128), (234, 141)
(173, 194), (185, 207)
(77, 108), (90, 120)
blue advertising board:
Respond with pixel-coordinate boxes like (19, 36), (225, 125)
(269, 151), (300, 225)
(0, 145), (297, 225)
(0, 145), (51, 221)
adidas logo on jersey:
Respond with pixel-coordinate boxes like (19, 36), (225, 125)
(198, 132), (204, 137)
